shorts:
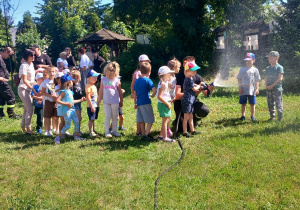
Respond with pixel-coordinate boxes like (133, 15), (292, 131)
(74, 102), (82, 111)
(157, 102), (171, 117)
(239, 95), (256, 105)
(43, 100), (57, 118)
(136, 104), (155, 123)
(118, 107), (123, 116)
(57, 106), (63, 117)
(87, 107), (99, 120)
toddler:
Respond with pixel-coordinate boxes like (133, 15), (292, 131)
(31, 73), (44, 134)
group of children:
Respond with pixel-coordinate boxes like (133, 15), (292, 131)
(237, 51), (284, 122)
(29, 50), (284, 144)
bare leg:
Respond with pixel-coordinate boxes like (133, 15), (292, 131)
(250, 104), (255, 117)
(182, 113), (189, 134)
(145, 123), (153, 135)
(188, 113), (194, 132)
(241, 104), (246, 117)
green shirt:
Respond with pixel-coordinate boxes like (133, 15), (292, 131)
(266, 63), (284, 91)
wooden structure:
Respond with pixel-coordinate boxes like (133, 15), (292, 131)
(75, 28), (135, 58)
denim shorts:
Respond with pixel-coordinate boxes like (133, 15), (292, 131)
(74, 102), (82, 111)
(87, 107), (99, 120)
(239, 95), (256, 104)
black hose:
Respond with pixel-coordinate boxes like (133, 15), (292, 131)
(154, 110), (185, 209)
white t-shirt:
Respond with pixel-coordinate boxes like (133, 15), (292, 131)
(18, 62), (35, 90)
(80, 54), (93, 69)
(40, 78), (55, 102)
(156, 81), (171, 103)
(56, 58), (68, 68)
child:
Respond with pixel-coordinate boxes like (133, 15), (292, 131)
(265, 51), (284, 121)
(181, 62), (201, 138)
(167, 58), (181, 101)
(55, 72), (67, 135)
(71, 70), (84, 135)
(133, 62), (156, 140)
(85, 70), (100, 137)
(156, 66), (176, 142)
(54, 74), (85, 144)
(237, 53), (261, 122)
(98, 62), (123, 138)
(131, 54), (151, 136)
(40, 66), (57, 136)
(31, 73), (44, 134)
(118, 88), (127, 130)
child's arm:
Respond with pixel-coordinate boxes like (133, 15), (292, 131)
(266, 73), (283, 90)
(130, 74), (136, 99)
(56, 92), (72, 109)
(150, 87), (156, 97)
(191, 85), (201, 92)
(255, 81), (259, 95)
(86, 91), (95, 113)
(74, 97), (86, 104)
(238, 79), (243, 94)
(97, 81), (103, 107)
(31, 95), (43, 101)
(41, 87), (57, 101)
(117, 82), (123, 107)
(157, 84), (172, 110)
(133, 90), (137, 109)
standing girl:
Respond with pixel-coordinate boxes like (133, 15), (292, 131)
(181, 62), (201, 138)
(156, 66), (176, 142)
(54, 74), (86, 144)
(98, 62), (123, 138)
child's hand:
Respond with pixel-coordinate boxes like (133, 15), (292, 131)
(255, 89), (259, 95)
(167, 102), (172, 110)
(150, 93), (155, 98)
(119, 101), (123, 107)
(81, 97), (86, 102)
(266, 85), (273, 90)
(32, 89), (38, 95)
(134, 104), (137, 109)
(239, 88), (243, 94)
(130, 94), (134, 99)
(67, 103), (73, 109)
(91, 106), (95, 113)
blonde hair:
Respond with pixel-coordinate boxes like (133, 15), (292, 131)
(59, 51), (67, 58)
(168, 58), (181, 71)
(71, 70), (81, 81)
(46, 65), (56, 73)
(103, 61), (120, 78)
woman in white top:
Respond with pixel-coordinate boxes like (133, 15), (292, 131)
(78, 46), (93, 91)
(18, 49), (36, 135)
(57, 51), (68, 71)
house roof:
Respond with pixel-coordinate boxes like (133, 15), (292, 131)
(75, 28), (135, 44)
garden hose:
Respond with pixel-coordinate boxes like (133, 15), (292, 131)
(154, 110), (185, 209)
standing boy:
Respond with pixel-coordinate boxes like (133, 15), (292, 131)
(237, 53), (261, 121)
(40, 66), (57, 136)
(265, 51), (284, 121)
(85, 70), (100, 137)
(133, 62), (156, 140)
(31, 73), (44, 134)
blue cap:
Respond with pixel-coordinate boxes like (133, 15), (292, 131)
(87, 70), (100, 78)
(61, 74), (75, 83)
(244, 53), (255, 60)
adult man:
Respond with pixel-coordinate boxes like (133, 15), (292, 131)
(0, 47), (21, 119)
(30, 44), (52, 70)
(174, 56), (214, 132)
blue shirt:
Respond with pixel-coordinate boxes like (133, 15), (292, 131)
(31, 84), (43, 108)
(58, 89), (75, 113)
(134, 77), (155, 106)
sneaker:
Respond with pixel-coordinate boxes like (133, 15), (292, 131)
(240, 116), (246, 121)
(163, 137), (176, 143)
(157, 136), (163, 140)
(183, 132), (192, 138)
(74, 136), (84, 140)
(167, 127), (173, 137)
(141, 135), (148, 141)
(65, 131), (72, 136)
(146, 134), (155, 141)
(191, 130), (201, 135)
(111, 131), (121, 137)
(118, 126), (128, 130)
(54, 136), (61, 144)
(105, 133), (112, 138)
(251, 116), (257, 122)
(89, 132), (97, 137)
(37, 128), (43, 135)
(54, 130), (60, 135)
(44, 131), (53, 136)
(267, 117), (276, 122)
(109, 128), (112, 133)
(136, 132), (142, 136)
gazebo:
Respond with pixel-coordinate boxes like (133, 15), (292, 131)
(75, 28), (135, 58)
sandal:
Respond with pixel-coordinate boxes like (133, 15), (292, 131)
(163, 137), (176, 143)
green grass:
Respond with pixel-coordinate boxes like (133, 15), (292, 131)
(0, 80), (299, 209)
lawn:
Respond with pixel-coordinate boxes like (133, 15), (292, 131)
(0, 79), (299, 209)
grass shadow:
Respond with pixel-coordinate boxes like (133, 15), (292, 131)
(212, 117), (253, 128)
(79, 134), (157, 151)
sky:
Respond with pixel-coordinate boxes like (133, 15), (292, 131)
(12, 0), (113, 26)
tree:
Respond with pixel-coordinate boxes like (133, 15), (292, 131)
(16, 11), (36, 36)
(36, 0), (104, 62)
